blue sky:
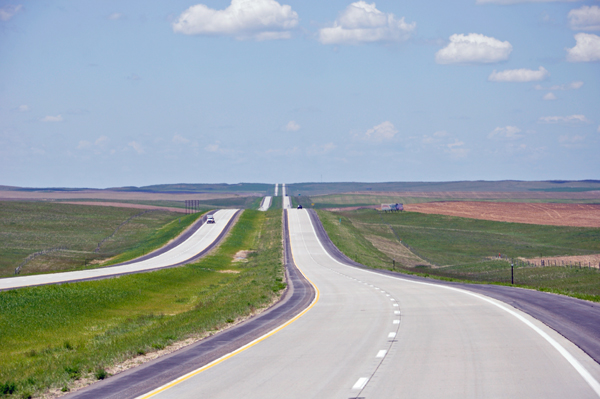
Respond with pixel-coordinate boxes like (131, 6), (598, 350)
(1, 0), (599, 187)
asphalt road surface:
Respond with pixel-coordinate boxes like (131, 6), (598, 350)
(274, 183), (278, 197)
(283, 196), (291, 209)
(139, 209), (600, 398)
(0, 209), (239, 291)
(258, 196), (272, 211)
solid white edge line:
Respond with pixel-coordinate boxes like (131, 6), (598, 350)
(304, 210), (600, 398)
(352, 377), (369, 390)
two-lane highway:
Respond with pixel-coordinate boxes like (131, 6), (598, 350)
(138, 209), (600, 398)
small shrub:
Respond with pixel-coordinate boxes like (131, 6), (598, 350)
(20, 390), (32, 399)
(151, 343), (164, 350)
(63, 341), (73, 350)
(25, 349), (37, 358)
(61, 385), (69, 392)
(95, 368), (108, 380)
(64, 365), (80, 380)
(0, 382), (17, 395)
(226, 318), (234, 323)
(136, 349), (146, 356)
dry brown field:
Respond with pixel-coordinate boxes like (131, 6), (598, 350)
(519, 254), (600, 268)
(405, 201), (600, 228)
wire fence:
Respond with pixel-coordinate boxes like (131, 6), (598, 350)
(14, 247), (68, 275)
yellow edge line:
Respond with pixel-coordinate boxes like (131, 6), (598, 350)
(136, 210), (320, 399)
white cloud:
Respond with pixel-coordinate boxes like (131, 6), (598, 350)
(435, 33), (512, 64)
(306, 142), (336, 156)
(488, 66), (549, 82)
(569, 6), (600, 31)
(318, 1), (416, 45)
(77, 141), (92, 150)
(18, 105), (29, 112)
(477, 0), (579, 3)
(543, 92), (557, 100)
(559, 134), (585, 148)
(128, 141), (144, 154)
(566, 33), (600, 62)
(285, 121), (300, 131)
(173, 134), (190, 144)
(95, 135), (109, 146)
(77, 136), (108, 150)
(41, 115), (63, 122)
(0, 5), (22, 21)
(534, 81), (583, 90)
(445, 141), (469, 159)
(488, 126), (523, 140)
(108, 12), (124, 20)
(362, 121), (398, 142)
(205, 142), (221, 152)
(598, 125), (600, 133)
(538, 115), (588, 124)
(422, 130), (450, 144)
(172, 0), (298, 40)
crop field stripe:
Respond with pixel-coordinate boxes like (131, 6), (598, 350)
(305, 212), (600, 397)
(136, 211), (320, 399)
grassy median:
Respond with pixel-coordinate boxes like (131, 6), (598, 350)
(318, 209), (600, 301)
(0, 209), (284, 398)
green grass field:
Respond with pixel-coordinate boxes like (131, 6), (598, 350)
(318, 209), (600, 301)
(294, 193), (600, 209)
(0, 202), (204, 278)
(0, 209), (284, 397)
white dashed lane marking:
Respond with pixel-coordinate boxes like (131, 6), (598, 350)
(352, 377), (369, 390)
(376, 350), (387, 358)
(388, 332), (396, 339)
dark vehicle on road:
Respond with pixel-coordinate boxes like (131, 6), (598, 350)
(297, 205), (303, 209)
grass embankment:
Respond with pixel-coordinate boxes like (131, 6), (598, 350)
(318, 209), (600, 301)
(270, 196), (282, 210)
(0, 202), (200, 277)
(0, 209), (284, 398)
(102, 212), (203, 266)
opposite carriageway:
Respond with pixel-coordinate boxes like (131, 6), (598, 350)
(0, 209), (240, 291)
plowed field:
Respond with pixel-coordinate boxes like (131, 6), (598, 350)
(405, 201), (600, 228)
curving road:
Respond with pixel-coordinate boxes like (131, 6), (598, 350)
(137, 209), (600, 398)
(0, 209), (240, 291)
